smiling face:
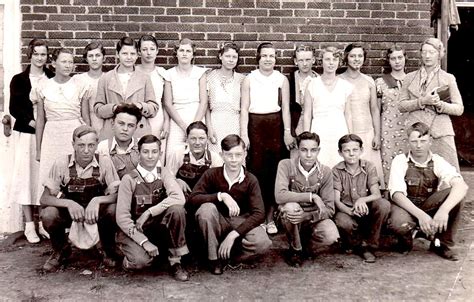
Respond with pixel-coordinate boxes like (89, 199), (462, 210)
(388, 50), (405, 72)
(297, 139), (320, 171)
(53, 52), (74, 77)
(347, 47), (365, 71)
(30, 46), (48, 69)
(294, 50), (315, 74)
(117, 45), (138, 69)
(258, 47), (276, 72)
(221, 144), (246, 174)
(321, 51), (340, 74)
(421, 43), (440, 68)
(139, 142), (161, 170)
(86, 48), (104, 71)
(338, 141), (363, 166)
(139, 40), (158, 64)
(187, 128), (208, 159)
(176, 43), (194, 65)
(219, 48), (238, 71)
(112, 112), (138, 144)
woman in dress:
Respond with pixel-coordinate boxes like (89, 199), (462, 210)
(34, 48), (91, 203)
(399, 37), (463, 171)
(94, 36), (158, 140)
(340, 43), (384, 187)
(163, 38), (207, 162)
(73, 42), (105, 134)
(289, 44), (318, 137)
(9, 39), (54, 243)
(375, 45), (407, 185)
(136, 35), (169, 157)
(303, 46), (353, 168)
(206, 42), (245, 153)
(241, 42), (293, 234)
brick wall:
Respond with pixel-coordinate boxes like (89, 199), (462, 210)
(19, 0), (433, 76)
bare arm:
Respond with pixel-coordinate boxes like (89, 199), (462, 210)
(240, 76), (251, 148)
(35, 100), (45, 161)
(193, 73), (208, 122)
(303, 86), (313, 131)
(281, 77), (294, 148)
(369, 82), (381, 150)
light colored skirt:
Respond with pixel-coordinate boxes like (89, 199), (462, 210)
(166, 102), (199, 163)
(11, 131), (40, 205)
(37, 119), (82, 203)
(207, 109), (240, 153)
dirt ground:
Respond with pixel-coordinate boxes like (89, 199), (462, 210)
(1, 172), (473, 301)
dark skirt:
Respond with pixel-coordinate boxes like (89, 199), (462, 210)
(247, 112), (289, 207)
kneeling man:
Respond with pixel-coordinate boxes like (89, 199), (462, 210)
(388, 122), (468, 261)
(188, 134), (272, 275)
(116, 135), (190, 281)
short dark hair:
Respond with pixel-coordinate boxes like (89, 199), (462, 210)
(173, 38), (196, 62)
(113, 103), (142, 123)
(72, 125), (98, 142)
(407, 122), (430, 138)
(293, 44), (315, 59)
(221, 134), (246, 151)
(343, 42), (367, 65)
(186, 121), (208, 136)
(384, 44), (406, 73)
(83, 42), (105, 60)
(116, 36), (138, 53)
(256, 42), (275, 62)
(138, 34), (158, 50)
(338, 134), (363, 151)
(51, 48), (73, 61)
(27, 38), (48, 60)
(217, 41), (240, 67)
(138, 134), (161, 151)
(296, 131), (320, 148)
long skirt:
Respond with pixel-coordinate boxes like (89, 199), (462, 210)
(166, 102), (199, 164)
(207, 108), (240, 154)
(247, 112), (288, 211)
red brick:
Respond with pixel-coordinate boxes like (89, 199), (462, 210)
(234, 33), (258, 41)
(140, 23), (166, 32)
(34, 22), (59, 30)
(89, 7), (112, 13)
(192, 8), (217, 15)
(75, 31), (101, 39)
(167, 23), (193, 32)
(21, 31), (47, 39)
(61, 23), (88, 30)
(180, 16), (205, 23)
(88, 23), (115, 31)
(382, 19), (405, 26)
(218, 24), (244, 33)
(286, 33), (311, 41)
(179, 0), (202, 7)
(60, 6), (85, 13)
(332, 3), (356, 9)
(128, 0), (151, 6)
(371, 11), (395, 18)
(102, 31), (127, 40)
(218, 9), (242, 16)
(155, 32), (180, 40)
(129, 15), (154, 22)
(114, 7), (139, 14)
(374, 26), (398, 34)
(23, 14), (47, 21)
(258, 33), (285, 41)
(100, 0), (125, 5)
(358, 3), (382, 10)
(294, 10), (319, 17)
(335, 34), (362, 42)
(307, 2), (330, 9)
(167, 8), (191, 15)
(383, 3), (407, 11)
(155, 16), (179, 23)
(182, 33), (206, 41)
(243, 9), (267, 16)
(193, 24), (219, 32)
(346, 10), (370, 18)
(206, 16), (231, 23)
(73, 0), (98, 5)
(407, 3), (430, 11)
(49, 31), (74, 39)
(207, 33), (232, 41)
(21, 6), (31, 13)
(76, 14), (101, 21)
(272, 25), (300, 33)
(396, 12), (419, 19)
(230, 17), (256, 24)
(152, 0), (176, 6)
(102, 15), (128, 22)
(33, 5), (58, 13)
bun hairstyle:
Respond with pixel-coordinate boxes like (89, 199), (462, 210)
(343, 42), (367, 65)
(27, 38), (49, 60)
(421, 37), (445, 59)
(256, 42), (275, 62)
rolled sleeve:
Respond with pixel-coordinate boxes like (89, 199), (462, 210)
(366, 162), (380, 187)
(43, 157), (69, 196)
(433, 154), (462, 190)
(99, 156), (120, 194)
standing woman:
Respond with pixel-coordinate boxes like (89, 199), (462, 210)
(206, 42), (245, 153)
(241, 42), (293, 234)
(33, 48), (91, 203)
(9, 39), (54, 243)
(94, 36), (157, 140)
(303, 46), (353, 168)
(163, 38), (208, 162)
(340, 43), (384, 187)
(399, 38), (463, 171)
(136, 35), (169, 156)
(73, 42), (105, 134)
(375, 45), (407, 185)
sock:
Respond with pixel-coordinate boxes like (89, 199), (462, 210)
(25, 221), (35, 231)
(168, 256), (181, 266)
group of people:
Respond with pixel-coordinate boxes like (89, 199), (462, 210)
(8, 35), (468, 281)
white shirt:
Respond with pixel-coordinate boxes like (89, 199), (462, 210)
(97, 137), (136, 156)
(223, 165), (246, 190)
(388, 151), (462, 198)
(165, 145), (223, 176)
(248, 69), (285, 114)
(136, 163), (161, 183)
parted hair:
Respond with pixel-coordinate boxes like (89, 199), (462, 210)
(51, 48), (73, 61)
(338, 134), (363, 151)
(407, 122), (431, 138)
(186, 121), (208, 136)
(112, 103), (142, 123)
(343, 42), (367, 65)
(221, 134), (246, 152)
(138, 134), (161, 151)
(116, 36), (138, 53)
(83, 41), (105, 60)
(27, 38), (49, 60)
(72, 125), (98, 142)
(296, 131), (320, 147)
(256, 42), (275, 62)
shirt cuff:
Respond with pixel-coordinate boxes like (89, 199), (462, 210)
(139, 238), (149, 247)
(217, 192), (223, 201)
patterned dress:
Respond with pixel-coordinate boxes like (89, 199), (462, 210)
(375, 74), (407, 185)
(206, 69), (245, 153)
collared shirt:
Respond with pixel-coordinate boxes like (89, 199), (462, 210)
(332, 159), (379, 207)
(97, 137), (137, 156)
(223, 165), (246, 190)
(136, 163), (161, 183)
(44, 153), (120, 196)
(166, 145), (223, 176)
(297, 160), (320, 182)
(388, 151), (461, 198)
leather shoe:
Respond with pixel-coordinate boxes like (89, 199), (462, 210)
(170, 263), (189, 282)
(209, 260), (223, 275)
(429, 242), (459, 261)
(43, 245), (71, 272)
(284, 248), (304, 267)
(360, 248), (376, 263)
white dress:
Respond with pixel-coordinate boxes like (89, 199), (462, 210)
(73, 72), (103, 133)
(31, 77), (91, 202)
(308, 77), (353, 168)
(206, 69), (245, 153)
(165, 66), (207, 158)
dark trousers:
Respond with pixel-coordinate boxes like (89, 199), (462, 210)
(334, 198), (391, 249)
(388, 188), (462, 246)
(117, 205), (189, 269)
(41, 203), (117, 255)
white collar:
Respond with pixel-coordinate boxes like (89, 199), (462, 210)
(68, 153), (99, 169)
(407, 151), (434, 166)
(110, 136), (136, 154)
(223, 165), (245, 189)
(137, 163), (161, 182)
(297, 159), (319, 180)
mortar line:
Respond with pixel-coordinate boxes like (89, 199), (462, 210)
(446, 240), (473, 301)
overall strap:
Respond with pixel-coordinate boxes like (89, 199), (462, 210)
(92, 154), (100, 178)
(183, 152), (191, 165)
(204, 149), (212, 167)
(68, 154), (78, 178)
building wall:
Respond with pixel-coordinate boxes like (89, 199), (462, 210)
(19, 0), (433, 75)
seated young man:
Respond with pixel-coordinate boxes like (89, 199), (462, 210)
(166, 121), (223, 197)
(97, 103), (142, 179)
(116, 135), (190, 281)
(388, 122), (468, 261)
(40, 125), (120, 271)
(275, 131), (339, 267)
(333, 134), (390, 263)
(188, 134), (271, 275)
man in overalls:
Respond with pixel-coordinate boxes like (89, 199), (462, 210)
(97, 103), (141, 179)
(274, 132), (339, 267)
(40, 125), (120, 271)
(116, 135), (189, 281)
(388, 122), (468, 261)
(166, 121), (223, 197)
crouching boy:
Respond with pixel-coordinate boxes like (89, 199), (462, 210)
(116, 135), (190, 281)
(275, 132), (339, 267)
(333, 134), (390, 263)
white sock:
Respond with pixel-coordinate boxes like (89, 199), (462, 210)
(25, 221), (35, 231)
(168, 256), (181, 266)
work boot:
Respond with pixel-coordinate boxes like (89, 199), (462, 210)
(43, 245), (72, 272)
(284, 248), (304, 267)
(429, 242), (459, 261)
(209, 259), (223, 275)
(170, 263), (189, 281)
